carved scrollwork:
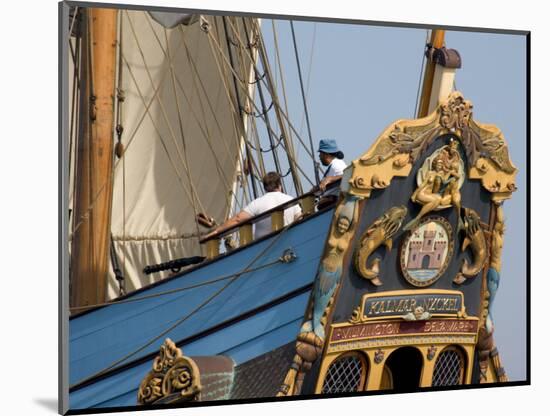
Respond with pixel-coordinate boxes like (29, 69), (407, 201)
(349, 91), (517, 198)
(138, 338), (201, 405)
(439, 92), (473, 131)
(349, 306), (368, 324)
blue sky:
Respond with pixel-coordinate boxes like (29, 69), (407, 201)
(257, 19), (527, 381)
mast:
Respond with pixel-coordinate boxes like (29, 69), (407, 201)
(416, 29), (462, 118)
(417, 30), (445, 117)
(70, 8), (118, 308)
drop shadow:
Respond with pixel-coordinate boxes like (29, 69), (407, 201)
(33, 398), (58, 413)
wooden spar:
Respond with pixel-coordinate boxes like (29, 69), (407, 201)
(70, 8), (118, 308)
(417, 30), (446, 118)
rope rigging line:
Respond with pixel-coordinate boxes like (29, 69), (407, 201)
(68, 32), (81, 222)
(143, 13), (239, 211)
(70, 20), (193, 238)
(271, 20), (294, 151)
(246, 132), (285, 153)
(241, 100), (274, 118)
(211, 16), (259, 207)
(241, 17), (303, 196)
(69, 224), (294, 389)
(207, 17), (257, 204)
(247, 109), (267, 178)
(86, 10), (99, 303)
(201, 16), (265, 204)
(294, 22), (318, 163)
(290, 20), (319, 186)
(221, 16), (260, 198)
(68, 6), (79, 38)
(227, 17), (318, 179)
(249, 71), (267, 84)
(236, 17), (324, 194)
(229, 17), (271, 192)
(229, 17), (286, 194)
(114, 9), (127, 297)
(204, 16), (315, 188)
(119, 52), (199, 211)
(273, 19), (320, 174)
(163, 26), (203, 248)
(414, 29), (431, 118)
(124, 11), (208, 217)
(70, 253), (285, 311)
(109, 234), (126, 297)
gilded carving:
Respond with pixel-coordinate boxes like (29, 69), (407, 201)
(374, 349), (385, 364)
(454, 208), (488, 284)
(486, 203), (504, 335)
(476, 203), (508, 383)
(349, 306), (367, 324)
(138, 338), (201, 405)
(404, 139), (464, 231)
(354, 206), (407, 286)
(278, 195), (360, 397)
(403, 306), (432, 321)
(427, 345), (437, 361)
(348, 92), (517, 198)
(439, 92), (472, 131)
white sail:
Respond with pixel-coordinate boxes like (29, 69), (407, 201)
(107, 11), (258, 298)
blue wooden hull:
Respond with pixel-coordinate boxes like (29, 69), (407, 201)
(69, 209), (333, 409)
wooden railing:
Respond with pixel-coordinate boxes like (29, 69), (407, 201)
(199, 181), (340, 259)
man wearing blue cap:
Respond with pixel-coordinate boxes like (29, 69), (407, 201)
(317, 139), (347, 207)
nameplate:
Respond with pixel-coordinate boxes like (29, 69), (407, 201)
(331, 319), (477, 343)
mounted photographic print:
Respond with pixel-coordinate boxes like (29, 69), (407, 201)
(59, 1), (529, 414)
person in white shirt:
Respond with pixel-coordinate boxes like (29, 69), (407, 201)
(317, 139), (347, 208)
(205, 172), (302, 240)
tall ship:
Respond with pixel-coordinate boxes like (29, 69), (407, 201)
(62, 3), (520, 412)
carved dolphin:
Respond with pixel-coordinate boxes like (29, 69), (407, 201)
(461, 207), (488, 277)
(354, 205), (408, 286)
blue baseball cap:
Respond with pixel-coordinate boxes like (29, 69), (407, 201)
(318, 139), (340, 154)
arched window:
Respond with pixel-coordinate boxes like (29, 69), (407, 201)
(321, 352), (367, 394)
(432, 346), (466, 386)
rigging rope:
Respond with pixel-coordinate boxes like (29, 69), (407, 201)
(222, 16), (260, 198)
(86, 10), (99, 303)
(68, 32), (81, 231)
(69, 224), (293, 389)
(70, 32), (197, 238)
(243, 18), (303, 196)
(290, 20), (319, 186)
(201, 16), (263, 204)
(114, 10), (127, 297)
(163, 26), (203, 250)
(235, 19), (286, 193)
(271, 20), (323, 187)
(70, 251), (287, 311)
(204, 17), (315, 187)
(246, 133), (285, 153)
(295, 22), (318, 166)
(414, 30), (431, 118)
(124, 12), (208, 217)
(241, 100), (274, 117)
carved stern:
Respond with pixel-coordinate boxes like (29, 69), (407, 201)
(278, 92), (517, 396)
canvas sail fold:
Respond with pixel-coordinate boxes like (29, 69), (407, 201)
(106, 12), (257, 298)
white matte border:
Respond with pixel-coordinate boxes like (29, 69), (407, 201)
(1, 0), (545, 415)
